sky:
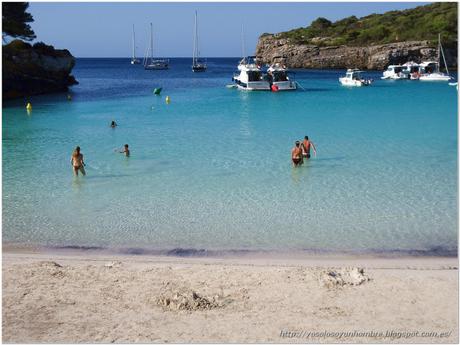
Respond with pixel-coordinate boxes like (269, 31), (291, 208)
(28, 2), (430, 58)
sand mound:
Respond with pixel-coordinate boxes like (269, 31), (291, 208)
(157, 288), (229, 311)
(33, 261), (66, 278)
(320, 267), (370, 288)
(36, 261), (62, 268)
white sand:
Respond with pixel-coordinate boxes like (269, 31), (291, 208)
(2, 252), (458, 343)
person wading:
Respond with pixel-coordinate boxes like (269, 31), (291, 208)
(71, 146), (86, 176)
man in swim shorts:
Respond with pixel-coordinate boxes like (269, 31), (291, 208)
(291, 141), (303, 166)
(71, 146), (86, 176)
(302, 135), (317, 159)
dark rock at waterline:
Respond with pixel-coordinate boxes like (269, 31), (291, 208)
(255, 35), (457, 70)
(2, 40), (78, 100)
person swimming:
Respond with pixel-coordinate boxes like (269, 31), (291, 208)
(291, 141), (303, 167)
(119, 144), (130, 157)
(70, 146), (86, 176)
(301, 135), (317, 159)
(110, 120), (117, 128)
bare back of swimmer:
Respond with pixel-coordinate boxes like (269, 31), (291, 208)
(302, 135), (317, 159)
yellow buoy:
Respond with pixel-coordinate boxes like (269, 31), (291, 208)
(26, 102), (32, 111)
(165, 96), (170, 104)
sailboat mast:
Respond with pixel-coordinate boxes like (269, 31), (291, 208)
(241, 24), (246, 59)
(150, 23), (153, 60)
(437, 33), (441, 71)
(193, 11), (197, 64)
(439, 33), (450, 75)
(132, 24), (136, 60)
(195, 11), (199, 61)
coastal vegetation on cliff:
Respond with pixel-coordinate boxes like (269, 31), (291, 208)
(2, 2), (77, 100)
(265, 2), (457, 48)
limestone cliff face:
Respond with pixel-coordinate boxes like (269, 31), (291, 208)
(3, 40), (78, 100)
(255, 35), (457, 70)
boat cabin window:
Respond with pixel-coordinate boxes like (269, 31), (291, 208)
(422, 63), (438, 74)
(350, 72), (361, 80)
(273, 71), (288, 82)
(247, 71), (261, 82)
(394, 67), (403, 73)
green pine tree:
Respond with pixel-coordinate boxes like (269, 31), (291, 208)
(2, 2), (36, 42)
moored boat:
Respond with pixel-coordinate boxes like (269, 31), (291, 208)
(192, 11), (207, 72)
(381, 65), (407, 80)
(144, 23), (169, 70)
(419, 34), (451, 82)
(266, 58), (297, 91)
(130, 24), (140, 65)
(339, 69), (373, 87)
(232, 56), (270, 91)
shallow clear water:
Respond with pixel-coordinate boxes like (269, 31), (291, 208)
(3, 58), (458, 255)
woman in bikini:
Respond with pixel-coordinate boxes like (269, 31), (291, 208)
(71, 146), (86, 176)
(291, 141), (303, 167)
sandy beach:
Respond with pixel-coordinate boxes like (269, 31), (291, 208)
(2, 250), (458, 343)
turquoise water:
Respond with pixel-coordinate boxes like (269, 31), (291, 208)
(3, 58), (458, 255)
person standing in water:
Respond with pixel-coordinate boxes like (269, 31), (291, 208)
(110, 120), (117, 128)
(291, 141), (303, 167)
(302, 135), (317, 159)
(71, 146), (86, 176)
(119, 144), (130, 157)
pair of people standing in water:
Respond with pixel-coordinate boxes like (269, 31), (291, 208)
(70, 144), (130, 176)
(291, 136), (316, 167)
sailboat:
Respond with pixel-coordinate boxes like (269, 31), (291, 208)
(131, 24), (140, 64)
(192, 11), (206, 72)
(144, 23), (169, 70)
(419, 34), (452, 81)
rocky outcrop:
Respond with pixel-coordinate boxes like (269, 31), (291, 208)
(3, 40), (78, 100)
(255, 35), (457, 70)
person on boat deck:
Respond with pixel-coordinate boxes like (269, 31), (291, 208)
(70, 146), (86, 176)
(291, 141), (303, 167)
(302, 136), (317, 159)
(119, 144), (130, 157)
(110, 120), (117, 128)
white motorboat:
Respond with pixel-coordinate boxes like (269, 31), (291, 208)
(339, 69), (373, 87)
(143, 23), (169, 70)
(401, 61), (420, 79)
(419, 61), (451, 81)
(381, 65), (407, 80)
(419, 34), (451, 81)
(130, 24), (140, 64)
(192, 11), (207, 72)
(266, 60), (297, 91)
(232, 56), (270, 90)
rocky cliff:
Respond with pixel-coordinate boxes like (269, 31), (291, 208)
(3, 40), (78, 100)
(255, 35), (457, 70)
